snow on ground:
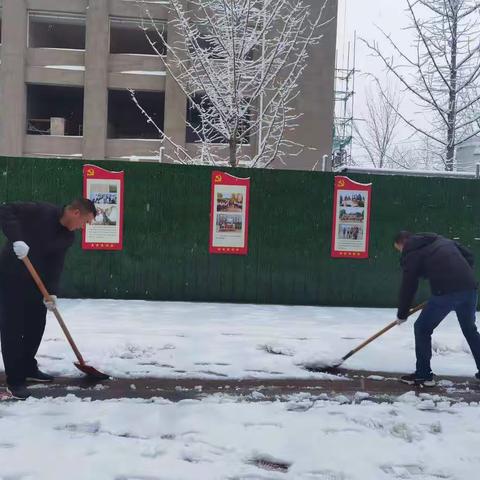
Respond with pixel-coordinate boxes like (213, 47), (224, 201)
(1, 299), (478, 380)
(1, 300), (480, 479)
(0, 392), (479, 479)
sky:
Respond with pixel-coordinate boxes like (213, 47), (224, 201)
(335, 0), (421, 160)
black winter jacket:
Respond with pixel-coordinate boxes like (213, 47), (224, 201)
(397, 233), (477, 319)
(0, 202), (75, 296)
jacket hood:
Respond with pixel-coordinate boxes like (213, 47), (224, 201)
(403, 233), (439, 254)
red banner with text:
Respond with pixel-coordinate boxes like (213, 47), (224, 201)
(209, 171), (250, 255)
(82, 165), (124, 251)
(331, 176), (372, 259)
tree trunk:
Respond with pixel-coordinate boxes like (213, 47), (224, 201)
(229, 137), (237, 167)
(446, 7), (458, 172)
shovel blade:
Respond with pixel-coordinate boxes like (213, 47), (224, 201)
(74, 362), (110, 380)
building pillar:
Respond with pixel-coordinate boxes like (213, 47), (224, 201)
(83, 0), (109, 160)
(274, 0), (338, 171)
(163, 1), (187, 163)
(0, 0), (28, 157)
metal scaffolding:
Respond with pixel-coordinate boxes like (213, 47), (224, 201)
(332, 33), (357, 170)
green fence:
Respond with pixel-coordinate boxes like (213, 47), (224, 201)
(0, 156), (478, 307)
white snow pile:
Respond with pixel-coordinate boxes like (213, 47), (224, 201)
(0, 392), (478, 479)
(1, 299), (479, 380)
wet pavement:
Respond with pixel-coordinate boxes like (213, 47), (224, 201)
(2, 368), (480, 403)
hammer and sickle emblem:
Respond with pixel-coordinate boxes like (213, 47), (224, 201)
(87, 168), (95, 177)
(214, 174), (223, 183)
(338, 179), (345, 188)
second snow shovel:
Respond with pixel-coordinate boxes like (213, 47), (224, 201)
(305, 302), (427, 372)
(22, 256), (109, 380)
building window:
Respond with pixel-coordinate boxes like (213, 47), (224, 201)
(110, 18), (167, 55)
(186, 93), (251, 144)
(26, 85), (84, 136)
(107, 90), (165, 139)
(28, 13), (86, 50)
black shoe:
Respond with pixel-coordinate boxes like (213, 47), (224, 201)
(6, 384), (31, 400)
(400, 373), (436, 387)
(26, 369), (54, 383)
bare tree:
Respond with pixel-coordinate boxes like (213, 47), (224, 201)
(354, 83), (402, 168)
(364, 0), (480, 171)
(135, 0), (330, 167)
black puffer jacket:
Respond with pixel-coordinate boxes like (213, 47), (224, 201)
(0, 202), (75, 296)
(397, 233), (477, 319)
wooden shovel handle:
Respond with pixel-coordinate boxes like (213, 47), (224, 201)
(341, 302), (427, 362)
(22, 257), (86, 365)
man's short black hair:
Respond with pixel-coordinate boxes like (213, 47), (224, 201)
(394, 230), (412, 245)
(68, 198), (97, 217)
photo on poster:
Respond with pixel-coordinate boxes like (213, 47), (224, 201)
(338, 223), (364, 241)
(339, 191), (366, 208)
(89, 183), (119, 226)
(93, 205), (118, 226)
(339, 207), (364, 223)
(216, 213), (243, 233)
(216, 192), (244, 213)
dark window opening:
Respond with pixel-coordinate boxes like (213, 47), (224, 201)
(186, 93), (251, 144)
(26, 84), (84, 136)
(108, 90), (165, 139)
(29, 13), (86, 50)
(110, 18), (166, 55)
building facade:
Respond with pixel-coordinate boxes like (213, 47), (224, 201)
(0, 0), (338, 170)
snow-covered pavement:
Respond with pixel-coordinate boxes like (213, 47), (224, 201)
(1, 300), (480, 479)
(2, 299), (478, 380)
(0, 392), (479, 480)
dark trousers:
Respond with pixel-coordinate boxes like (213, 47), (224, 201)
(0, 286), (47, 386)
(414, 289), (480, 377)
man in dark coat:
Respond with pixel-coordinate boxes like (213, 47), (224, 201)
(394, 231), (480, 386)
(0, 198), (96, 399)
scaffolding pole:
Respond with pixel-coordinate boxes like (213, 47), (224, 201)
(332, 31), (357, 170)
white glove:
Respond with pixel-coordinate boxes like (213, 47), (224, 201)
(396, 317), (408, 325)
(43, 295), (58, 311)
(13, 241), (29, 259)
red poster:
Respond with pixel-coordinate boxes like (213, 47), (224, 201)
(331, 176), (372, 259)
(82, 165), (124, 251)
(209, 171), (250, 255)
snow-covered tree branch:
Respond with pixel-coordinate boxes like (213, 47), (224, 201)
(354, 83), (402, 169)
(363, 0), (480, 171)
(135, 0), (331, 167)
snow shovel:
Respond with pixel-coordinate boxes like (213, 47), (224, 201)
(22, 257), (110, 380)
(305, 302), (427, 372)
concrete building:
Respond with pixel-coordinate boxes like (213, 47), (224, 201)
(0, 0), (338, 170)
(455, 137), (480, 173)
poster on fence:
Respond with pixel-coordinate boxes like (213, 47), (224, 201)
(331, 176), (372, 259)
(82, 164), (124, 251)
(209, 171), (250, 255)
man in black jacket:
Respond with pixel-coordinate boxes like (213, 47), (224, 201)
(394, 231), (480, 386)
(0, 199), (96, 399)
